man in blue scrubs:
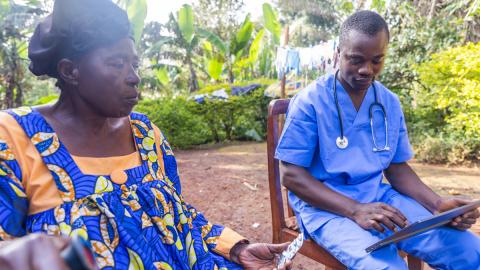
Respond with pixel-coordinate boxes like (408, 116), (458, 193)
(275, 10), (480, 269)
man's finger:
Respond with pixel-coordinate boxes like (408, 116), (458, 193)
(372, 222), (385, 233)
(452, 198), (472, 206)
(380, 204), (407, 221)
(453, 223), (471, 231)
(462, 209), (480, 219)
(381, 210), (408, 228)
(373, 214), (396, 231)
(458, 218), (477, 225)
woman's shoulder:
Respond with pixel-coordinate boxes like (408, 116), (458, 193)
(0, 110), (30, 148)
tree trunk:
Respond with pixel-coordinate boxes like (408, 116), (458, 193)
(226, 59), (234, 83)
(14, 82), (23, 107)
(186, 53), (199, 93)
(5, 73), (14, 109)
(228, 67), (234, 83)
(428, 0), (437, 21)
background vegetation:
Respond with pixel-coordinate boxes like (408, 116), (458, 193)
(1, 0), (479, 164)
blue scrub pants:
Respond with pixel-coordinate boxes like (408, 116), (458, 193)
(310, 192), (480, 269)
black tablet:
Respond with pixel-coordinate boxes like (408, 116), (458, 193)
(366, 200), (480, 253)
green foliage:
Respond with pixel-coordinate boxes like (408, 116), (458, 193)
(136, 83), (273, 148)
(207, 57), (223, 81)
(178, 4), (195, 44)
(231, 15), (254, 56)
(125, 0), (147, 44)
(262, 3), (281, 45)
(381, 1), (463, 98)
(411, 43), (480, 164)
(135, 97), (212, 148)
(197, 28), (227, 54)
(31, 94), (58, 105)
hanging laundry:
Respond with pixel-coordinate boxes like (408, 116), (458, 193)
(285, 49), (300, 75)
(275, 47), (288, 76)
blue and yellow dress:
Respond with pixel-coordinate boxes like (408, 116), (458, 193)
(0, 107), (243, 270)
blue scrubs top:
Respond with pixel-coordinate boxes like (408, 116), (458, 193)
(275, 73), (414, 234)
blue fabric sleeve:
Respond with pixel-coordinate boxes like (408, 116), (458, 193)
(275, 95), (318, 167)
(0, 140), (28, 240)
(391, 106), (414, 163)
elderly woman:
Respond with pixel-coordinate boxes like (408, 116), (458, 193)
(0, 0), (290, 269)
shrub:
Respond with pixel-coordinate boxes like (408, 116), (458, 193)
(136, 83), (273, 149)
(411, 43), (480, 164)
(135, 97), (212, 148)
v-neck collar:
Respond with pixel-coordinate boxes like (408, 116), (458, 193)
(334, 79), (373, 128)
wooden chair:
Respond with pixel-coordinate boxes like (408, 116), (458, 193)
(266, 99), (424, 270)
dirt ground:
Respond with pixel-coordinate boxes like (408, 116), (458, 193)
(176, 142), (480, 270)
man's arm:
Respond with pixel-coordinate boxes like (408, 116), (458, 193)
(281, 161), (407, 232)
(383, 162), (441, 212)
(384, 162), (479, 230)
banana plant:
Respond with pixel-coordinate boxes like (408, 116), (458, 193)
(116, 0), (147, 44)
(157, 4), (201, 92)
(197, 14), (254, 82)
(262, 3), (281, 45)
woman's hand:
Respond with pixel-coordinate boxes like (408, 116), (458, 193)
(232, 242), (292, 270)
(351, 202), (408, 233)
(0, 234), (70, 270)
(435, 198), (480, 230)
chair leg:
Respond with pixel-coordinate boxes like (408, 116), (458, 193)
(407, 255), (424, 270)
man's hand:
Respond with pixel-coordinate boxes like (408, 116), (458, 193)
(351, 202), (408, 233)
(232, 242), (292, 270)
(436, 198), (480, 230)
(0, 234), (70, 270)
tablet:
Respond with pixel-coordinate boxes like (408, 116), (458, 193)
(365, 200), (480, 253)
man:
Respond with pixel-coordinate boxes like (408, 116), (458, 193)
(275, 10), (480, 269)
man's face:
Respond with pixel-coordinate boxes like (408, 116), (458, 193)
(338, 30), (388, 92)
(75, 37), (141, 118)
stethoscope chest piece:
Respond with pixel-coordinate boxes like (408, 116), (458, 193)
(336, 136), (349, 149)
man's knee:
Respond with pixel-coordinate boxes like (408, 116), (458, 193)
(401, 227), (480, 269)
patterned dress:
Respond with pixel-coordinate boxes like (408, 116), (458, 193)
(0, 107), (242, 270)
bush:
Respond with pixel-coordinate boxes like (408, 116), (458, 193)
(411, 43), (480, 164)
(136, 83), (273, 149)
(135, 97), (213, 148)
(413, 136), (478, 165)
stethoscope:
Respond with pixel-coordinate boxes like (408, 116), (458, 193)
(333, 70), (390, 152)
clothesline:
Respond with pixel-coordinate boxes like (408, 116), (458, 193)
(275, 39), (338, 77)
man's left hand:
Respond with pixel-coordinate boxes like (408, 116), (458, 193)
(233, 242), (292, 270)
(436, 198), (480, 230)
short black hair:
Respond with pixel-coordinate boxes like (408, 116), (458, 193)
(339, 10), (389, 49)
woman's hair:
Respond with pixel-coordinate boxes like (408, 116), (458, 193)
(28, 0), (132, 79)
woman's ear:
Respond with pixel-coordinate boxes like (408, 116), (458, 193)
(57, 58), (79, 86)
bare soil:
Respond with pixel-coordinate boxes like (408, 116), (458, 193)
(176, 142), (480, 270)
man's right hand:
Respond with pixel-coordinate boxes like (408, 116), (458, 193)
(0, 234), (70, 270)
(350, 202), (408, 233)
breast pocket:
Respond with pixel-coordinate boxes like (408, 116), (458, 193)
(372, 115), (399, 169)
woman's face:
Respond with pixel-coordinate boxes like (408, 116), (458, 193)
(75, 37), (140, 118)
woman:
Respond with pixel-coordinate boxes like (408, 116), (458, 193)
(0, 0), (291, 269)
